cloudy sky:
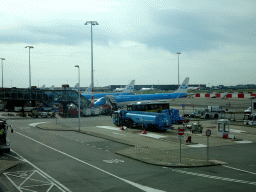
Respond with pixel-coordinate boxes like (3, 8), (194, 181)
(1, 0), (255, 88)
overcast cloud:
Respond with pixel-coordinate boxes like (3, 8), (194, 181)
(0, 0), (255, 88)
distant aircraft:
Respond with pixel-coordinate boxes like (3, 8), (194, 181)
(40, 85), (45, 90)
(114, 86), (125, 92)
(49, 85), (54, 90)
(94, 77), (189, 107)
(81, 80), (135, 100)
(141, 85), (154, 92)
(113, 80), (135, 93)
(72, 83), (79, 91)
(188, 84), (201, 90)
(82, 84), (92, 94)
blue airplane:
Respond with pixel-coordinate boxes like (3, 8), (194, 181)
(94, 77), (189, 107)
(81, 80), (135, 100)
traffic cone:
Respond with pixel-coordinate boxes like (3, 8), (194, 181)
(141, 130), (147, 134)
(120, 126), (124, 130)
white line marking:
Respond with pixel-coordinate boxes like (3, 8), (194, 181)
(234, 140), (252, 143)
(19, 170), (36, 187)
(230, 129), (246, 133)
(164, 167), (256, 186)
(6, 151), (70, 192)
(15, 131), (165, 192)
(140, 133), (167, 139)
(223, 165), (256, 175)
(187, 144), (207, 148)
(96, 126), (122, 131)
(46, 184), (54, 192)
(29, 122), (47, 127)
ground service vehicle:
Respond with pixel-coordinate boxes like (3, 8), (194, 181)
(244, 113), (256, 125)
(112, 109), (186, 131)
(188, 122), (203, 133)
(68, 108), (78, 117)
(0, 120), (11, 153)
(200, 106), (225, 119)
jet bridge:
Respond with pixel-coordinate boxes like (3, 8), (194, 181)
(0, 88), (91, 110)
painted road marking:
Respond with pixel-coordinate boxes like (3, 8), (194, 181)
(140, 133), (167, 139)
(29, 122), (47, 127)
(223, 165), (256, 175)
(187, 144), (207, 148)
(4, 170), (64, 192)
(163, 167), (256, 186)
(103, 159), (124, 163)
(234, 140), (252, 143)
(113, 132), (127, 136)
(96, 126), (122, 131)
(15, 131), (165, 192)
(6, 151), (70, 192)
(230, 129), (246, 133)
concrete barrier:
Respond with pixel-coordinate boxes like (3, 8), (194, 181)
(238, 94), (244, 98)
(205, 93), (210, 97)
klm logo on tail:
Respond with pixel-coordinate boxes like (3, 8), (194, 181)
(174, 78), (189, 94)
(180, 84), (188, 89)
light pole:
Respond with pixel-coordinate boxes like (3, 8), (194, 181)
(0, 58), (5, 88)
(177, 52), (181, 87)
(85, 21), (99, 108)
(25, 46), (34, 88)
(75, 65), (80, 131)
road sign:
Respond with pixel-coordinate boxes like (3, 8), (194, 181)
(178, 129), (184, 136)
(206, 129), (211, 137)
(178, 136), (184, 139)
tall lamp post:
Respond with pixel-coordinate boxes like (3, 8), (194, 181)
(177, 52), (181, 87)
(75, 65), (80, 131)
(0, 58), (5, 88)
(25, 46), (34, 88)
(85, 21), (99, 108)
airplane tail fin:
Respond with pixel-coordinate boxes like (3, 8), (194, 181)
(40, 85), (45, 90)
(82, 84), (92, 94)
(49, 85), (54, 90)
(173, 77), (189, 94)
(72, 83), (79, 91)
(122, 80), (135, 93)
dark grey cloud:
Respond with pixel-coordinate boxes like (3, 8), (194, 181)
(131, 9), (255, 53)
(0, 8), (255, 54)
(0, 23), (120, 46)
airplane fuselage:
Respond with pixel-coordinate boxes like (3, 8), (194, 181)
(82, 92), (132, 100)
(94, 92), (187, 107)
